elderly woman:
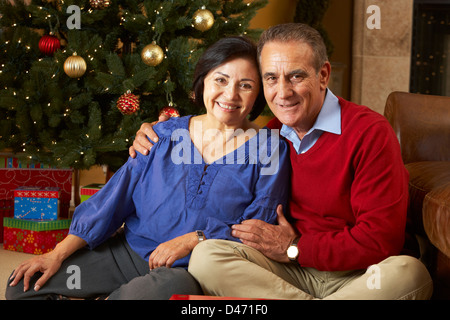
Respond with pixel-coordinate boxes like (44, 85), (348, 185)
(6, 36), (289, 300)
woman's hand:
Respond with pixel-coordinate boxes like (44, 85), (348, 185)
(9, 251), (64, 292)
(9, 234), (86, 292)
(149, 232), (198, 270)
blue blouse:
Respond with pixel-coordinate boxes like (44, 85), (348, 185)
(69, 116), (290, 268)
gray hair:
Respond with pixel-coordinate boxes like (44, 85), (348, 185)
(257, 23), (329, 73)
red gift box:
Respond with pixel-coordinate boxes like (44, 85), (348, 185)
(3, 217), (71, 255)
(0, 169), (72, 216)
(0, 166), (72, 242)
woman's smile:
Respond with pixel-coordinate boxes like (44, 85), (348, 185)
(216, 101), (241, 111)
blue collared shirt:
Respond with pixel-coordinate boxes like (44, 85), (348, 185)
(280, 89), (342, 154)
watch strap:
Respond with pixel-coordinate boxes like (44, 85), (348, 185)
(196, 230), (205, 242)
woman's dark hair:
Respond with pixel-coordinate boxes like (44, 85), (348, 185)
(192, 36), (266, 121)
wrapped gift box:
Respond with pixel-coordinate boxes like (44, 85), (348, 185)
(3, 217), (71, 254)
(0, 154), (72, 242)
(1, 157), (55, 169)
(0, 203), (6, 244)
(0, 167), (72, 218)
(14, 187), (60, 220)
(80, 183), (104, 202)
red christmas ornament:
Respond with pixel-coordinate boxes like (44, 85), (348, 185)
(39, 34), (61, 56)
(117, 92), (140, 115)
(159, 106), (180, 118)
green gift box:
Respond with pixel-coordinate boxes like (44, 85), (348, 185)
(80, 183), (104, 203)
(3, 217), (71, 255)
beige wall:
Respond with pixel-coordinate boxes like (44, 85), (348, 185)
(352, 0), (413, 114)
(78, 166), (107, 186)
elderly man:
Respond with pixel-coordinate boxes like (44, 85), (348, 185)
(130, 23), (432, 300)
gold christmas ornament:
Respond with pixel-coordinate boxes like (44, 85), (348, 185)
(90, 0), (111, 9)
(64, 53), (87, 78)
(141, 42), (164, 66)
(193, 7), (214, 32)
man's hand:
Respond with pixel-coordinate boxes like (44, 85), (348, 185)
(231, 205), (298, 263)
(129, 113), (170, 158)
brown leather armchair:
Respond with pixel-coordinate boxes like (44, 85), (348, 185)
(384, 91), (450, 299)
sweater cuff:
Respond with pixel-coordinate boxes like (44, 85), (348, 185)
(297, 233), (315, 268)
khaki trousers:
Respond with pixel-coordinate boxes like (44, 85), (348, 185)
(188, 239), (433, 300)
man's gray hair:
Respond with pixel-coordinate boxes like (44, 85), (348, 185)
(257, 23), (329, 73)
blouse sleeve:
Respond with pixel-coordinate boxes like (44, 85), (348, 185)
(69, 154), (147, 249)
(203, 133), (290, 241)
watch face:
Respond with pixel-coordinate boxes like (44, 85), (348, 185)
(287, 245), (299, 259)
(196, 230), (205, 241)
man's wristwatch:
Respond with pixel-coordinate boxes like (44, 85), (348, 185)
(287, 237), (300, 261)
(196, 230), (205, 243)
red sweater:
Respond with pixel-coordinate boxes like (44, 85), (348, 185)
(268, 97), (409, 271)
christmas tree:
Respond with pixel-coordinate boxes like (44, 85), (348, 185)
(0, 0), (267, 171)
(294, 0), (333, 58)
